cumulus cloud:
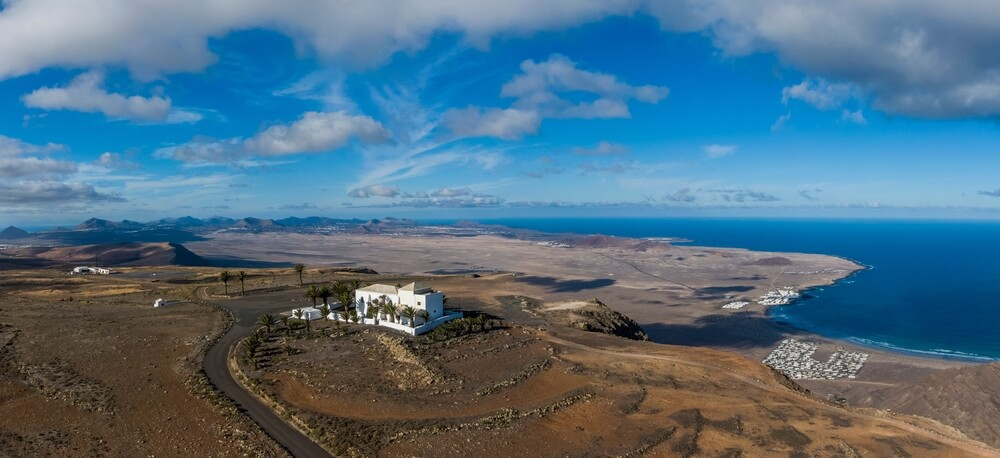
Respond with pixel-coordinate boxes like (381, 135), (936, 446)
(2, 2), (1000, 119)
(440, 107), (540, 140)
(347, 184), (401, 198)
(430, 187), (472, 197)
(0, 135), (64, 157)
(781, 78), (855, 110)
(703, 144), (737, 158)
(158, 111), (390, 164)
(22, 71), (200, 123)
(396, 193), (504, 208)
(573, 141), (627, 156)
(0, 181), (123, 205)
(502, 54), (669, 118)
(0, 0), (638, 79)
(0, 156), (77, 178)
(643, 1), (1000, 119)
(443, 55), (667, 140)
(94, 152), (139, 170)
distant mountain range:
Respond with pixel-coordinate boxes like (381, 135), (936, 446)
(67, 215), (399, 231)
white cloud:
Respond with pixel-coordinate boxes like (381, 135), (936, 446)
(781, 78), (854, 110)
(0, 156), (77, 178)
(502, 54), (668, 119)
(430, 187), (471, 197)
(702, 144), (737, 158)
(443, 55), (668, 140)
(158, 111), (390, 164)
(643, 1), (1000, 119)
(770, 112), (792, 132)
(0, 181), (123, 205)
(2, 2), (1000, 119)
(0, 0), (637, 79)
(440, 107), (540, 140)
(22, 71), (199, 123)
(841, 109), (867, 125)
(246, 111), (390, 156)
(347, 184), (401, 198)
(0, 135), (65, 157)
(95, 152), (139, 170)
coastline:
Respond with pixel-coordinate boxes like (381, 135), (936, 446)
(186, 230), (980, 396)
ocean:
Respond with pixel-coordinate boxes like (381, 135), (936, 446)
(431, 217), (1000, 361)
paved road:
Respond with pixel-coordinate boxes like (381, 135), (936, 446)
(200, 288), (332, 458)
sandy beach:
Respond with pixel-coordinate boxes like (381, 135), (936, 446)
(188, 231), (973, 404)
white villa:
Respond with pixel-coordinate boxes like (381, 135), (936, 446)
(355, 282), (444, 323)
(71, 266), (111, 275)
(286, 282), (462, 335)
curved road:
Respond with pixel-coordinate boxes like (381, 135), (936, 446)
(199, 288), (332, 458)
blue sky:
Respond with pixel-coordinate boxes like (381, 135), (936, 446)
(3, 1), (1000, 225)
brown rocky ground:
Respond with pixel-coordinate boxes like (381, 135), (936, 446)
(194, 232), (1000, 449)
(0, 268), (285, 457)
(228, 277), (997, 457)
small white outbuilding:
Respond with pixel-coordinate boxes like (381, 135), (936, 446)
(153, 298), (166, 308)
(290, 307), (324, 321)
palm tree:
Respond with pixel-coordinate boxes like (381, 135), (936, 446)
(238, 271), (248, 296)
(279, 315), (292, 336)
(332, 282), (352, 314)
(317, 286), (333, 307)
(294, 263), (305, 285)
(318, 304), (330, 324)
(384, 302), (397, 323)
(305, 285), (319, 306)
(219, 271), (232, 295)
(417, 310), (430, 326)
(257, 313), (276, 333)
(349, 310), (360, 323)
(293, 308), (310, 333)
(401, 306), (416, 328)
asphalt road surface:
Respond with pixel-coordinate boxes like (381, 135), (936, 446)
(201, 288), (332, 458)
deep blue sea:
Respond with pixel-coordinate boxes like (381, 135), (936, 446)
(428, 217), (1000, 361)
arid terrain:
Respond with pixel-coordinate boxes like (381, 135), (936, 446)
(0, 268), (285, 457)
(0, 228), (997, 456)
(222, 273), (996, 457)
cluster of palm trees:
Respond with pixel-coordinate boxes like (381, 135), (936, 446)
(365, 295), (431, 328)
(240, 327), (268, 369)
(218, 270), (249, 296)
(303, 280), (361, 320)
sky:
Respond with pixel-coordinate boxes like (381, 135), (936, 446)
(3, 1), (1000, 225)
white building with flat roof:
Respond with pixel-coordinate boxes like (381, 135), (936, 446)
(354, 282), (445, 323)
(349, 282), (459, 335)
